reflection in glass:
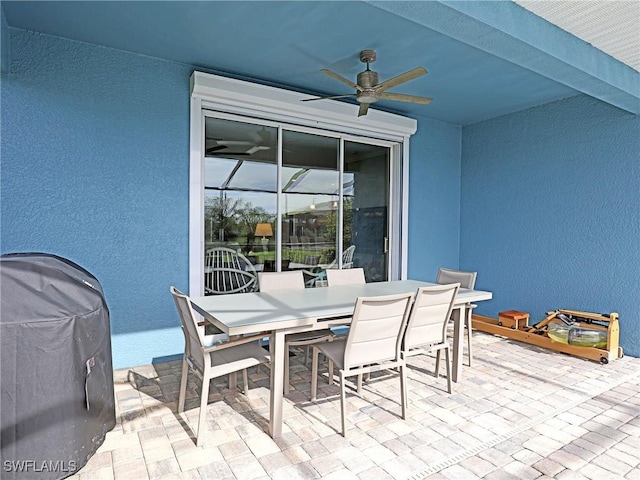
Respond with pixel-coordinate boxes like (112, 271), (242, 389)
(204, 118), (277, 285)
(203, 116), (392, 293)
(344, 141), (390, 282)
(282, 131), (339, 283)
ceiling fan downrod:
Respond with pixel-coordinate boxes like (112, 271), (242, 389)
(357, 50), (380, 103)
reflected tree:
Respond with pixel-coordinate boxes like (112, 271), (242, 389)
(205, 194), (274, 253)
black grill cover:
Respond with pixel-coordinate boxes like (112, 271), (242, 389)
(1, 253), (115, 479)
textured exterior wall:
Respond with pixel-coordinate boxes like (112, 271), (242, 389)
(408, 118), (462, 280)
(1, 29), (193, 368)
(1, 29), (461, 368)
(461, 95), (640, 357)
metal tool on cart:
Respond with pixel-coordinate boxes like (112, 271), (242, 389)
(473, 309), (623, 364)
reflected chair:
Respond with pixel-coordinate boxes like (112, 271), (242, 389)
(258, 271), (335, 394)
(318, 245), (356, 271)
(436, 267), (477, 366)
(308, 245), (358, 287)
(310, 292), (414, 437)
(205, 247), (258, 295)
(341, 244), (356, 269)
(302, 268), (327, 288)
(170, 287), (270, 446)
(402, 283), (459, 393)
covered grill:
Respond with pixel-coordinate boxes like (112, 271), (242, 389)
(1, 253), (115, 479)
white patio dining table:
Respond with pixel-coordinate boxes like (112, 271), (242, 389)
(189, 279), (492, 438)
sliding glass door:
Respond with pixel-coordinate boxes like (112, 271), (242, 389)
(203, 113), (394, 293)
(345, 141), (390, 282)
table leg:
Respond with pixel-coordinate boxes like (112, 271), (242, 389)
(451, 305), (465, 383)
(269, 329), (286, 438)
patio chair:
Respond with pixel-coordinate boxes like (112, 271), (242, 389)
(402, 283), (460, 394)
(310, 292), (414, 437)
(325, 267), (366, 286)
(436, 267), (477, 366)
(258, 271), (335, 394)
(170, 287), (270, 446)
(205, 247), (258, 295)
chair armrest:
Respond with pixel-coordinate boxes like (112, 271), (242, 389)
(202, 333), (268, 354)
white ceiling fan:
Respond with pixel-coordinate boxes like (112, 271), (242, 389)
(303, 50), (433, 117)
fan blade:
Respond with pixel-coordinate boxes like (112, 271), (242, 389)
(321, 69), (363, 91)
(246, 145), (270, 155)
(379, 92), (432, 104)
(301, 94), (356, 102)
(375, 67), (427, 93)
(358, 103), (370, 117)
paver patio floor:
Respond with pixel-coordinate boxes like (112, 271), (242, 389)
(74, 330), (640, 479)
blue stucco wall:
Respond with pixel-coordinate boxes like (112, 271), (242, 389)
(461, 95), (640, 357)
(407, 118), (462, 280)
(1, 29), (192, 368)
(1, 29), (462, 368)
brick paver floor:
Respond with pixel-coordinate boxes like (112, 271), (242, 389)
(73, 330), (640, 479)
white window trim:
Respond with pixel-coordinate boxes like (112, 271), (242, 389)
(189, 71), (417, 295)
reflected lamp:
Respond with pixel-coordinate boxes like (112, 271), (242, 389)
(255, 223), (273, 239)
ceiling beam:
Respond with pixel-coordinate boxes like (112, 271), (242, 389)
(368, 1), (639, 115)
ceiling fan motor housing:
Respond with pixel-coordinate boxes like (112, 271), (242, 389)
(357, 70), (380, 103)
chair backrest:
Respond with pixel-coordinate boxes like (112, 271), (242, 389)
(436, 267), (477, 290)
(258, 270), (305, 292)
(403, 283), (459, 350)
(342, 245), (356, 265)
(326, 267), (366, 286)
(205, 247), (257, 294)
(343, 292), (414, 369)
(170, 286), (207, 371)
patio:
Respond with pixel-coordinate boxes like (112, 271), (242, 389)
(74, 330), (639, 480)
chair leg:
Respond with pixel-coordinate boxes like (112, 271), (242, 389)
(177, 358), (189, 413)
(310, 346), (319, 401)
(400, 363), (408, 419)
(228, 372), (237, 390)
(284, 343), (291, 394)
(444, 347), (452, 394)
(339, 372), (347, 437)
(435, 350), (441, 378)
(304, 345), (310, 365)
(357, 372), (363, 395)
(328, 360), (334, 386)
(466, 311), (473, 367)
(242, 369), (249, 394)
(196, 377), (211, 446)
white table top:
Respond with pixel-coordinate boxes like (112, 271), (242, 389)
(190, 279), (492, 335)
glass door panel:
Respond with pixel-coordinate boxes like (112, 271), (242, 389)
(282, 130), (339, 283)
(344, 141), (390, 282)
(204, 117), (277, 291)
(203, 116), (394, 293)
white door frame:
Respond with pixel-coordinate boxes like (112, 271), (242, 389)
(189, 71), (417, 295)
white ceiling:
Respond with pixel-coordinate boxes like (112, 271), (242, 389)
(516, 0), (640, 72)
